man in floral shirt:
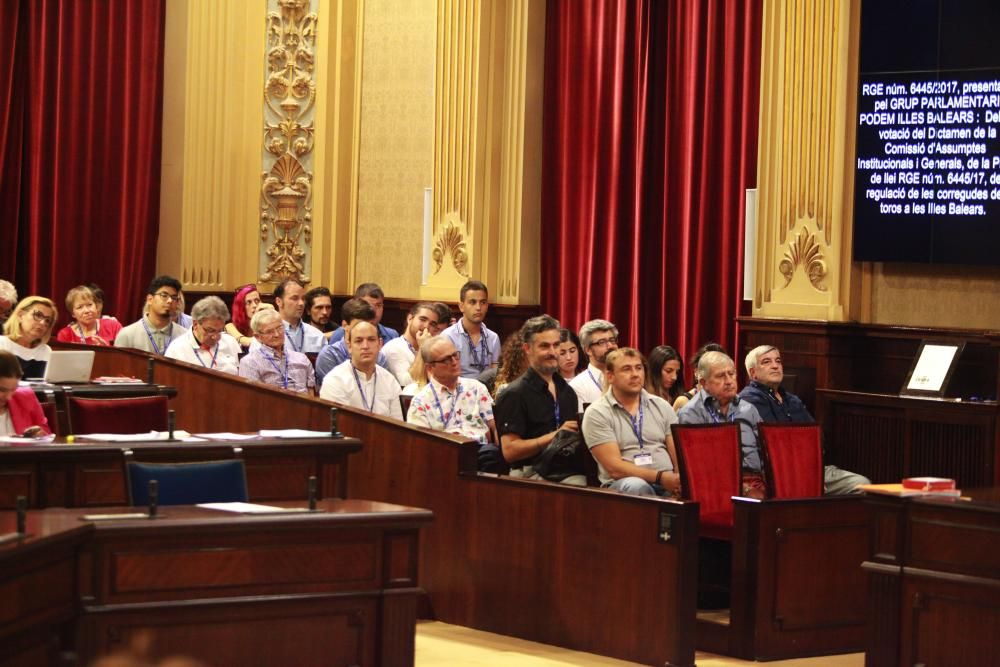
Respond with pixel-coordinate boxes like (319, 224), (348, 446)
(406, 336), (501, 469)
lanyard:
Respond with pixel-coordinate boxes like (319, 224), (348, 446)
(628, 401), (645, 449)
(141, 319), (173, 355)
(192, 337), (220, 369)
(430, 381), (462, 429)
(462, 324), (489, 371)
(553, 394), (561, 430)
(586, 369), (602, 390)
(263, 349), (288, 388)
(75, 322), (96, 344)
(708, 402), (737, 424)
(352, 365), (377, 412)
(285, 322), (305, 352)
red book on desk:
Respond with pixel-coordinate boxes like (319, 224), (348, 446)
(902, 477), (956, 492)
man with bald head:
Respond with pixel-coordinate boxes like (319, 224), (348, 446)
(740, 345), (869, 495)
(407, 335), (499, 447)
(677, 350), (766, 499)
(319, 320), (402, 419)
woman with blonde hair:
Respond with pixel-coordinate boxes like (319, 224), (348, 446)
(0, 296), (58, 378)
(55, 285), (122, 345)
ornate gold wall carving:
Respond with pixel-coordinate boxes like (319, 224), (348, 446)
(258, 0), (318, 286)
(753, 0), (859, 320)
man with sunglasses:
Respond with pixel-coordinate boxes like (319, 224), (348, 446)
(114, 275), (188, 355)
(568, 319), (619, 410)
(406, 336), (499, 460)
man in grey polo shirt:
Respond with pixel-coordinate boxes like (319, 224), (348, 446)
(581, 347), (681, 496)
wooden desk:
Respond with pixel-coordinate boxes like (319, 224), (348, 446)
(816, 389), (998, 486)
(863, 488), (1000, 667)
(0, 435), (362, 509)
(0, 500), (432, 667)
(29, 381), (177, 435)
(53, 345), (701, 667)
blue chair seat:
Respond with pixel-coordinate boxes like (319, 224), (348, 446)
(126, 459), (248, 506)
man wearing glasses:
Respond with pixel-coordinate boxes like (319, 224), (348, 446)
(165, 296), (242, 374)
(239, 307), (316, 394)
(114, 275), (188, 355)
(406, 336), (499, 464)
(568, 319), (619, 410)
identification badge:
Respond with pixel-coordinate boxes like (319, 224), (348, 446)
(633, 453), (653, 466)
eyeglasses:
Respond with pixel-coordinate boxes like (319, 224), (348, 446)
(258, 325), (284, 338)
(28, 310), (54, 326)
(429, 351), (461, 365)
(589, 336), (618, 348)
(197, 324), (224, 336)
(155, 292), (181, 303)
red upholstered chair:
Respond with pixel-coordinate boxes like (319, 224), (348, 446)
(758, 423), (824, 498)
(671, 423), (741, 540)
(67, 395), (169, 435)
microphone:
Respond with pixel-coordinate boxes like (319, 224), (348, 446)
(16, 496), (26, 534)
(308, 476), (317, 511)
(329, 407), (343, 439)
(148, 480), (158, 518)
(167, 410), (176, 441)
(146, 357), (156, 384)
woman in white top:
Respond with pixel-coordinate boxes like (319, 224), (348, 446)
(0, 296), (57, 379)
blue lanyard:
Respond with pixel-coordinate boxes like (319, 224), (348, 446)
(352, 365), (376, 412)
(75, 322), (95, 344)
(462, 324), (489, 371)
(262, 349), (288, 388)
(708, 402), (737, 424)
(141, 319), (173, 355)
(553, 394), (561, 430)
(628, 401), (645, 449)
(192, 337), (220, 369)
(586, 369), (602, 390)
(285, 322), (305, 352)
(430, 381), (462, 429)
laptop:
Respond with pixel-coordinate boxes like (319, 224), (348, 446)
(42, 350), (96, 384)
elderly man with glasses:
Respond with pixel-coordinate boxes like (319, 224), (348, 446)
(407, 335), (499, 449)
(568, 319), (620, 410)
(165, 296), (242, 374)
(114, 275), (188, 355)
(238, 307), (316, 394)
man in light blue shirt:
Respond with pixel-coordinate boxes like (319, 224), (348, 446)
(441, 280), (500, 379)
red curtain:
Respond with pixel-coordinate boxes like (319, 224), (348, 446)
(542, 0), (761, 367)
(0, 0), (164, 322)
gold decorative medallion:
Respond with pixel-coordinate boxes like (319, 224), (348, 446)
(258, 0), (317, 285)
(779, 226), (828, 291)
(432, 215), (470, 278)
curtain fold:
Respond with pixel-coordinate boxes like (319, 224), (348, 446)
(0, 0), (165, 321)
(542, 0), (762, 370)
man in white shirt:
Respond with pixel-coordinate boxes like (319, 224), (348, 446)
(407, 335), (498, 444)
(320, 321), (402, 419)
(382, 302), (439, 386)
(165, 296), (241, 374)
(568, 319), (619, 410)
(275, 278), (325, 354)
(114, 275), (188, 355)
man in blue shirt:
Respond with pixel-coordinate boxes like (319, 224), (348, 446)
(327, 283), (400, 344)
(739, 345), (869, 495)
(441, 280), (501, 379)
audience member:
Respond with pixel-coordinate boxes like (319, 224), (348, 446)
(328, 283), (400, 344)
(238, 308), (315, 394)
(303, 286), (337, 338)
(492, 331), (527, 397)
(646, 345), (686, 404)
(677, 351), (766, 499)
(114, 276), (187, 355)
(225, 284), (261, 348)
(442, 280), (500, 379)
(557, 328), (583, 381)
(274, 278), (325, 354)
(569, 319), (619, 409)
(672, 342), (725, 411)
(55, 285), (122, 345)
(84, 283), (115, 321)
(314, 298), (390, 385)
(401, 352), (428, 396)
(429, 302), (453, 334)
(581, 348), (680, 496)
(0, 350), (51, 436)
(740, 345), (870, 495)
(494, 315), (587, 485)
(0, 280), (17, 327)
(166, 296), (241, 374)
(407, 335), (499, 447)
(172, 291), (193, 329)
(0, 296), (57, 378)
(382, 302), (439, 386)
(319, 320), (402, 418)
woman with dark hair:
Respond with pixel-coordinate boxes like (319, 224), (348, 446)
(493, 332), (528, 398)
(225, 284), (262, 349)
(672, 342), (726, 411)
(647, 345), (686, 404)
(0, 350), (50, 436)
(557, 328), (584, 381)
